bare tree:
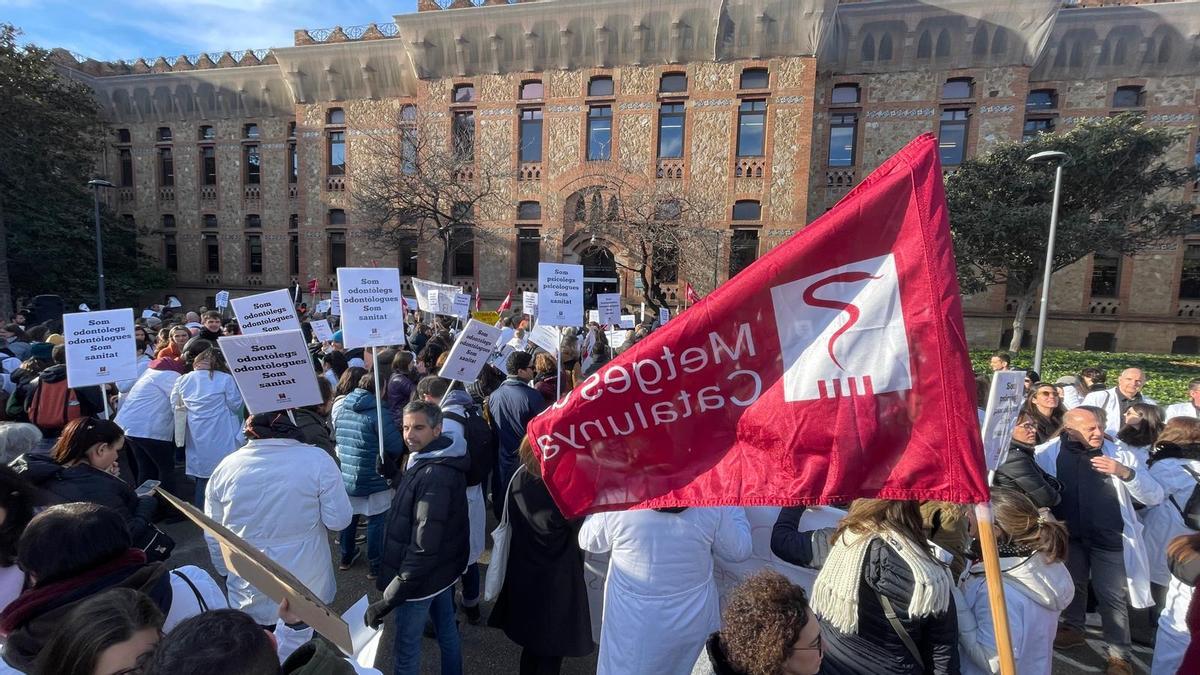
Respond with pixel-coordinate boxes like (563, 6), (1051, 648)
(569, 167), (722, 313)
(353, 106), (512, 283)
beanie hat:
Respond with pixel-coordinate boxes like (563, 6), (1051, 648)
(45, 334), (64, 346)
(331, 330), (343, 344)
(30, 342), (52, 361)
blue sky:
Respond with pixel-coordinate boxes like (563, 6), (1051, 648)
(2, 0), (418, 62)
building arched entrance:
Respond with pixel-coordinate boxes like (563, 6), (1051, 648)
(580, 245), (618, 309)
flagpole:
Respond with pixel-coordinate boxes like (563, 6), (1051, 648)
(556, 327), (562, 400)
(373, 348), (386, 468)
(974, 502), (1017, 675)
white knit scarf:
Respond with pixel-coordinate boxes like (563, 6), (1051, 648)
(810, 528), (951, 634)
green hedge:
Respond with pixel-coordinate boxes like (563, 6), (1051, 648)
(969, 349), (1200, 404)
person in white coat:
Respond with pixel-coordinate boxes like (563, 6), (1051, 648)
(1081, 368), (1157, 436)
(170, 345), (244, 508)
(115, 357), (185, 497)
(1140, 418), (1200, 598)
(1152, 532), (1200, 675)
(1165, 378), (1200, 421)
(956, 489), (1074, 675)
(579, 506), (752, 675)
(204, 411), (352, 627)
(1035, 408), (1163, 673)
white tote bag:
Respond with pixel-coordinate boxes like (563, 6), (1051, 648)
(484, 467), (523, 602)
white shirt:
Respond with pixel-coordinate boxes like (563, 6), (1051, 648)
(170, 369), (245, 477)
(115, 368), (180, 441)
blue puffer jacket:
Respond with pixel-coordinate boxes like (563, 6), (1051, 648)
(334, 388), (405, 497)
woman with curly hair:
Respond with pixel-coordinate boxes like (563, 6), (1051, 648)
(692, 570), (822, 675)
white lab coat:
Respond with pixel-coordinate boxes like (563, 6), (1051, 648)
(579, 507), (752, 675)
(115, 353), (152, 394)
(1165, 402), (1199, 421)
(957, 554), (1075, 675)
(1034, 436), (1164, 608)
(204, 437), (352, 625)
(1141, 456), (1200, 586)
(1151, 572), (1194, 674)
(441, 396), (485, 564)
(114, 367), (180, 442)
(170, 369), (245, 478)
(1080, 387), (1157, 435)
(1060, 385), (1084, 411)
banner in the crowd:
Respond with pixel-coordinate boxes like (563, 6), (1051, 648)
(230, 289), (302, 335)
(537, 263), (584, 326)
(528, 323), (559, 354)
(63, 308), (138, 388)
(330, 291), (341, 316)
(412, 277), (462, 314)
(215, 290), (230, 309)
(452, 292), (471, 319)
(472, 311), (500, 326)
(981, 370), (1027, 471)
(309, 319), (334, 343)
(527, 134), (989, 517)
(522, 291), (538, 317)
(154, 488), (352, 653)
(219, 330), (323, 414)
(604, 329), (629, 348)
(597, 293), (621, 325)
(658, 307), (670, 325)
(337, 268), (405, 348)
(439, 319), (503, 383)
(619, 314), (635, 329)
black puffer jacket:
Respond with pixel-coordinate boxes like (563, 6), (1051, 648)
(818, 538), (959, 675)
(376, 435), (469, 607)
(993, 441), (1062, 508)
(11, 453), (156, 542)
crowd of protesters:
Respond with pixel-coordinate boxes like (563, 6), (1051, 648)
(0, 303), (1197, 675)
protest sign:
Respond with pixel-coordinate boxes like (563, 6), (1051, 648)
(341, 596), (384, 665)
(315, 300), (331, 314)
(403, 297), (418, 313)
(451, 292), (471, 319)
(597, 293), (621, 325)
(330, 291), (341, 316)
(229, 289), (302, 335)
(154, 488), (352, 653)
(438, 319), (503, 383)
(412, 277), (462, 314)
(619, 314), (635, 329)
(309, 319), (334, 343)
(495, 327), (515, 347)
(528, 323), (559, 354)
(604, 329), (629, 348)
(215, 291), (230, 309)
(537, 263), (584, 326)
(658, 307), (670, 325)
(336, 268), (405, 348)
(63, 308), (138, 388)
(490, 344), (516, 371)
(141, 309), (156, 320)
(981, 370), (1027, 471)
(219, 330), (323, 414)
(522, 291), (538, 318)
(472, 311), (500, 326)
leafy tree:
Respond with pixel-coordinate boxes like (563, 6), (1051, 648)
(947, 114), (1195, 352)
(0, 24), (167, 316)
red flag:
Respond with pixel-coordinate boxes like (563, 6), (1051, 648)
(307, 278), (319, 295)
(685, 282), (700, 305)
(496, 290), (513, 313)
(527, 135), (987, 518)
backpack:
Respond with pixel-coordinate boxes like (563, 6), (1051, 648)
(28, 377), (82, 436)
(443, 405), (497, 487)
(1170, 465), (1200, 531)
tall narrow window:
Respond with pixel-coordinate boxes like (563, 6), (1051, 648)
(204, 233), (220, 273)
(399, 236), (418, 276)
(587, 106), (612, 161)
(327, 131), (345, 175)
(289, 233), (300, 276)
(1091, 254), (1121, 298)
(519, 109), (543, 162)
(119, 149), (133, 187)
(328, 232), (346, 272)
(246, 234), (263, 274)
(201, 146), (217, 185)
(453, 110), (475, 161)
(736, 100), (766, 157)
(828, 113), (857, 166)
(587, 76), (614, 97)
(657, 103), (685, 159)
(287, 142), (298, 184)
(401, 128), (417, 175)
(158, 148), (174, 186)
(938, 109), (969, 166)
(517, 229), (540, 279)
(164, 233), (177, 271)
(244, 145), (260, 184)
(451, 226), (474, 277)
(1180, 245), (1200, 299)
(729, 230), (759, 277)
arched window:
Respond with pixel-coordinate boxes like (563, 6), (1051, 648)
(732, 200), (761, 221)
(935, 30), (951, 58)
(860, 34), (876, 62)
(879, 34), (893, 61)
(326, 108), (345, 125)
(1114, 38), (1128, 65)
(400, 104), (418, 122)
(991, 28), (1008, 56)
(917, 31), (932, 58)
(973, 28), (989, 57)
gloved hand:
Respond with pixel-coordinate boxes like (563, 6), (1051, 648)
(365, 600), (392, 629)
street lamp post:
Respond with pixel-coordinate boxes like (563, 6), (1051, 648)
(87, 179), (114, 310)
(1025, 151), (1070, 375)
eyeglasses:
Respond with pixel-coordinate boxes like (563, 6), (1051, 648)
(792, 631), (823, 653)
(1016, 422), (1039, 431)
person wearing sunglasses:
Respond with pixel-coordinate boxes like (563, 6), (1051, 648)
(1023, 382), (1066, 445)
(693, 571), (822, 675)
(993, 414), (1062, 509)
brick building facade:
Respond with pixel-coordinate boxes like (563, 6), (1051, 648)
(52, 0), (1200, 353)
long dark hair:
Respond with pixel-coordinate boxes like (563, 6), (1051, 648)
(1117, 402), (1163, 448)
(1022, 383), (1065, 443)
(335, 366), (368, 398)
(50, 418), (124, 466)
(0, 465), (37, 565)
(33, 588), (164, 675)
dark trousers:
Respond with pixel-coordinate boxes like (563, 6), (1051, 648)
(1062, 537), (1131, 659)
(519, 649), (563, 675)
(127, 436), (177, 496)
(459, 563), (480, 607)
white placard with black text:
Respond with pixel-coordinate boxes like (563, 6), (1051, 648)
(438, 319), (503, 383)
(230, 289), (302, 335)
(309, 319), (334, 343)
(536, 263), (584, 326)
(219, 330), (323, 415)
(63, 308), (138, 388)
(981, 370), (1027, 471)
(336, 268), (406, 349)
(522, 291), (538, 318)
(597, 293), (621, 326)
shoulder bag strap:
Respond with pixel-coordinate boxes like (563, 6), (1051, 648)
(499, 466), (523, 527)
(878, 591), (925, 670)
(171, 569), (208, 612)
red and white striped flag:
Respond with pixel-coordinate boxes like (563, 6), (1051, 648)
(474, 288), (481, 311)
(496, 290), (513, 313)
(685, 282), (700, 305)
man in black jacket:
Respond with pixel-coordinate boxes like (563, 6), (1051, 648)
(366, 400), (468, 675)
